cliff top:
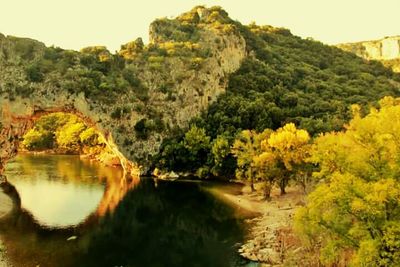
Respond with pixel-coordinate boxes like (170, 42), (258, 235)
(336, 35), (400, 47)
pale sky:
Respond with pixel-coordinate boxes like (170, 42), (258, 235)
(1, 0), (399, 52)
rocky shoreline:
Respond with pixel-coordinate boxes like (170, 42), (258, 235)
(212, 184), (305, 266)
(239, 187), (305, 266)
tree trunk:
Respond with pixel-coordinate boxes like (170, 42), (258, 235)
(250, 176), (255, 192)
(280, 178), (287, 195)
(264, 182), (272, 201)
(249, 168), (255, 192)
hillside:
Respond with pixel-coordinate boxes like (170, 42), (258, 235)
(337, 36), (400, 72)
(1, 6), (400, 176)
(155, 20), (400, 177)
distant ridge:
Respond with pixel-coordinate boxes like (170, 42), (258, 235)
(337, 36), (400, 72)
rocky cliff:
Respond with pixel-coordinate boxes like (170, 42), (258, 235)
(337, 36), (400, 72)
(0, 6), (246, 175)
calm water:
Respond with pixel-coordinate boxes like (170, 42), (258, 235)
(0, 154), (248, 267)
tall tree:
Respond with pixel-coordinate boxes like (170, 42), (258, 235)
(231, 129), (271, 191)
(295, 97), (400, 266)
(260, 123), (310, 194)
(183, 125), (211, 171)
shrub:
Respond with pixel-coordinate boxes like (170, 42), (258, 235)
(25, 63), (44, 82)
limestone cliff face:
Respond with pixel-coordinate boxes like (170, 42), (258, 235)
(0, 6), (247, 175)
(337, 36), (400, 72)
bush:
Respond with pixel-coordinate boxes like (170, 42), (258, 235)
(25, 63), (44, 82)
(134, 118), (149, 139)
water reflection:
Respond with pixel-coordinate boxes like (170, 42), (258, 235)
(0, 155), (247, 267)
(3, 154), (135, 227)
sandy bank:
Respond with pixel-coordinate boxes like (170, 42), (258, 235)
(209, 183), (305, 266)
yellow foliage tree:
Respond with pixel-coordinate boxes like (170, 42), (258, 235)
(232, 124), (310, 198)
(56, 122), (86, 152)
(259, 123), (310, 194)
(295, 97), (400, 266)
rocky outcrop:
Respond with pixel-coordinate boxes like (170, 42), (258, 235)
(0, 6), (247, 176)
(337, 36), (400, 72)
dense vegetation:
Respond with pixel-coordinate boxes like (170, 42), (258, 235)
(154, 20), (400, 178)
(185, 96), (400, 265)
(22, 113), (105, 154)
(7, 42), (147, 104)
(294, 97), (400, 266)
(1, 6), (235, 107)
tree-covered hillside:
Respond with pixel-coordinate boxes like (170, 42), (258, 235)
(155, 19), (400, 177)
(1, 6), (400, 175)
(202, 23), (400, 137)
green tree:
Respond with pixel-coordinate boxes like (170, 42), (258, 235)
(231, 129), (271, 191)
(232, 130), (257, 191)
(210, 135), (230, 176)
(22, 128), (53, 150)
(183, 125), (211, 173)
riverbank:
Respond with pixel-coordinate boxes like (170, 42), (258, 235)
(210, 183), (305, 266)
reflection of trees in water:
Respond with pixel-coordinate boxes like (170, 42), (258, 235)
(81, 179), (245, 267)
(0, 176), (245, 267)
(13, 154), (121, 185)
(0, 175), (139, 267)
(7, 155), (138, 219)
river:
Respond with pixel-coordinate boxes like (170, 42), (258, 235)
(0, 154), (251, 267)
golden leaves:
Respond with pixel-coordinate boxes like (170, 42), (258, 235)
(295, 97), (400, 266)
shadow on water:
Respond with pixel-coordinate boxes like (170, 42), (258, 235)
(79, 179), (246, 267)
(0, 155), (248, 267)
